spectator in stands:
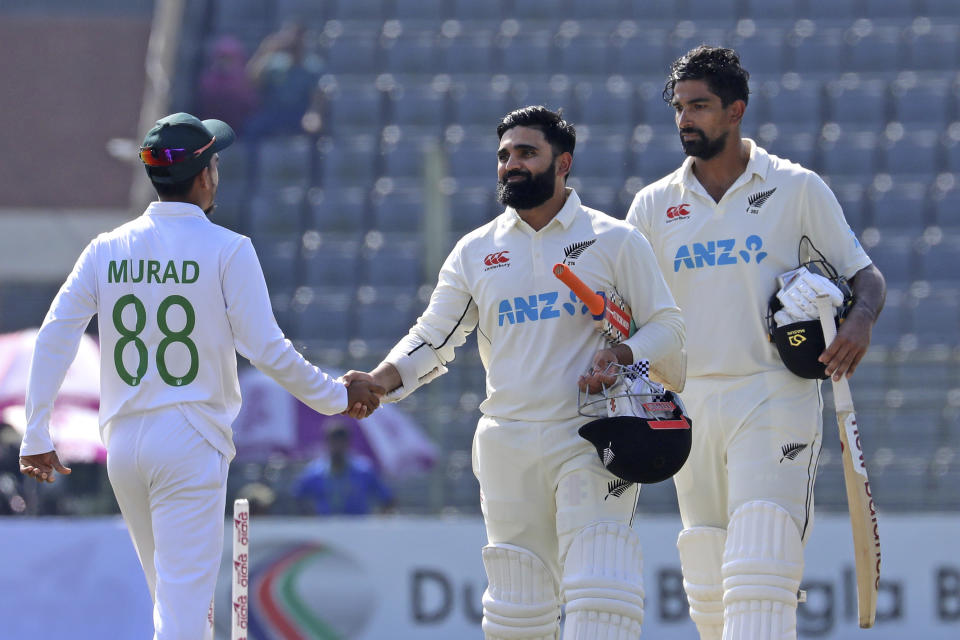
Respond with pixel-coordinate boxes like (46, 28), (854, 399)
(197, 35), (259, 134)
(245, 22), (325, 138)
(294, 419), (394, 516)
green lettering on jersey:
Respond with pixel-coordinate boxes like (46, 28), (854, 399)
(107, 260), (127, 283)
(130, 260), (145, 283)
(147, 260), (161, 283)
(181, 260), (199, 283)
(162, 261), (180, 284)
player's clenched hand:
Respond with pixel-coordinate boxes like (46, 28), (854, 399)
(578, 348), (622, 395)
(819, 307), (873, 381)
(342, 371), (385, 419)
(19, 450), (71, 484)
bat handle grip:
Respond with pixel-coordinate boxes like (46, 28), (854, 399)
(815, 295), (854, 410)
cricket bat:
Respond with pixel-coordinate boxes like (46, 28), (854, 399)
(816, 295), (880, 629)
(553, 262), (686, 392)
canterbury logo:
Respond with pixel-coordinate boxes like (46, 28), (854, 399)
(780, 442), (808, 462)
(666, 203), (691, 219)
(484, 251), (510, 266)
(562, 239), (596, 264)
(747, 188), (777, 213)
(606, 478), (632, 500)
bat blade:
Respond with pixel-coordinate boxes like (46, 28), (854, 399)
(816, 295), (880, 628)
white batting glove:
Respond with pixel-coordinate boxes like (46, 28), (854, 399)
(775, 267), (844, 324)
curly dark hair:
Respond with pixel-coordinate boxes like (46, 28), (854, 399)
(496, 105), (576, 156)
(663, 45), (750, 108)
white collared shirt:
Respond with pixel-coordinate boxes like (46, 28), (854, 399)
(627, 139), (872, 378)
(395, 188), (683, 422)
(21, 201), (347, 460)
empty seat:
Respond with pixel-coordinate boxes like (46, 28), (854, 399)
(573, 132), (629, 180)
(447, 132), (498, 179)
(252, 235), (298, 290)
(745, 0), (795, 19)
(329, 0), (384, 20)
(325, 82), (384, 131)
(907, 290), (959, 346)
(325, 36), (380, 74)
(361, 239), (422, 287)
(762, 127), (818, 170)
(891, 77), (952, 125)
(931, 187), (960, 227)
(303, 235), (362, 286)
(318, 134), (378, 187)
(846, 25), (905, 73)
(829, 178), (867, 230)
(256, 136), (313, 190)
(295, 291), (352, 341)
(393, 0), (444, 19)
(506, 77), (573, 114)
(790, 27), (845, 75)
(921, 236), (960, 281)
(248, 187), (307, 236)
(631, 128), (687, 181)
(557, 34), (612, 75)
(867, 182), (929, 230)
(493, 36), (554, 75)
(732, 29), (788, 76)
(758, 77), (823, 127)
(612, 28), (669, 77)
(803, 0), (857, 19)
(880, 126), (941, 176)
(867, 236), (918, 283)
(372, 188), (425, 232)
(823, 78), (889, 126)
(908, 24), (960, 72)
(384, 34), (437, 73)
(354, 286), (421, 340)
(682, 0), (743, 21)
(449, 187), (498, 233)
(389, 83), (449, 127)
(818, 128), (879, 179)
(575, 77), (635, 127)
(310, 186), (369, 233)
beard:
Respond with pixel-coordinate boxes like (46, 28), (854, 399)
(496, 161), (557, 210)
(679, 127), (727, 160)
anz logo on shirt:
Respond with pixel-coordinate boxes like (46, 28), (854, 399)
(673, 234), (768, 272)
(498, 290), (591, 326)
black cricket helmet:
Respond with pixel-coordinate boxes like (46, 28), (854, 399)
(578, 362), (692, 484)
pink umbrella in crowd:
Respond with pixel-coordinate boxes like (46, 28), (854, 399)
(0, 329), (104, 463)
(232, 367), (438, 476)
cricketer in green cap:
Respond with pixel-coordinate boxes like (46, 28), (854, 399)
(140, 112), (236, 213)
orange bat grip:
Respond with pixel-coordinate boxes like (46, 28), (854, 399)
(552, 263), (605, 316)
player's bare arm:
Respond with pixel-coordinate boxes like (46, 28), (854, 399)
(19, 450), (71, 484)
(819, 264), (887, 380)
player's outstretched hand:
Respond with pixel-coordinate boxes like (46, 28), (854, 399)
(342, 372), (385, 419)
(19, 450), (71, 484)
(578, 348), (622, 395)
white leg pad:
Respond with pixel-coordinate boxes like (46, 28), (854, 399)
(482, 543), (561, 640)
(561, 522), (644, 640)
(677, 526), (726, 640)
(722, 501), (804, 640)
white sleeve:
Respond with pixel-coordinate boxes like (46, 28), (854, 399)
(21, 243), (99, 456)
(616, 229), (685, 364)
(382, 243), (477, 401)
(222, 238), (347, 414)
(625, 189), (654, 240)
(800, 172), (873, 279)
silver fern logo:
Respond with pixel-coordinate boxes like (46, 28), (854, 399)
(747, 187), (777, 214)
(606, 479), (632, 500)
(562, 239), (596, 265)
(780, 442), (808, 463)
(602, 442), (615, 467)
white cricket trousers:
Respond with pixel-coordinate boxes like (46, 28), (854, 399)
(106, 407), (229, 640)
(472, 414), (639, 583)
(674, 370), (822, 536)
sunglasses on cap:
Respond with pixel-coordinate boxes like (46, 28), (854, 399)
(139, 136), (216, 167)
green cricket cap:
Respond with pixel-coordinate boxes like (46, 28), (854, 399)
(140, 112), (235, 184)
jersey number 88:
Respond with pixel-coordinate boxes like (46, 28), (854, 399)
(112, 294), (199, 387)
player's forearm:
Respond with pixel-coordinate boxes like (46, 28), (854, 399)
(369, 361), (402, 394)
(848, 264), (886, 324)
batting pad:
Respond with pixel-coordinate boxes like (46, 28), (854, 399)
(561, 522), (644, 639)
(722, 501), (804, 640)
(481, 544), (561, 640)
(677, 526), (726, 640)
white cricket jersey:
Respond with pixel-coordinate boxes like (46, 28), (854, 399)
(21, 201), (347, 460)
(626, 139), (872, 378)
(391, 188), (683, 422)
